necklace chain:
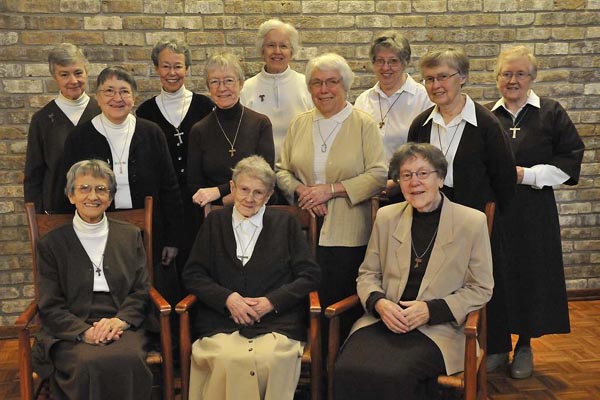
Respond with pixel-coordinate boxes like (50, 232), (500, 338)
(316, 120), (339, 153)
(436, 123), (461, 157)
(377, 92), (402, 129)
(214, 106), (245, 158)
(411, 228), (438, 269)
(233, 223), (259, 264)
(508, 106), (529, 139)
(100, 115), (131, 174)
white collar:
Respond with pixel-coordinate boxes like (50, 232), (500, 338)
(313, 101), (353, 123)
(373, 74), (419, 98)
(57, 91), (89, 107)
(259, 65), (293, 80)
(232, 204), (266, 229)
(99, 113), (135, 130)
(490, 89), (541, 113)
(73, 211), (109, 236)
(424, 94), (478, 127)
(160, 84), (188, 99)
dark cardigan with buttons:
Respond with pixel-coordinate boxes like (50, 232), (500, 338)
(183, 207), (321, 342)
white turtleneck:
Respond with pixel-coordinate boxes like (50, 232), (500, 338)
(73, 211), (110, 292)
(155, 85), (193, 128)
(55, 92), (91, 125)
(92, 113), (135, 209)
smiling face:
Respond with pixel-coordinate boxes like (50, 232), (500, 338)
(155, 49), (187, 93)
(309, 69), (347, 118)
(422, 63), (466, 110)
(207, 67), (242, 110)
(230, 173), (272, 218)
(497, 55), (534, 109)
(373, 48), (406, 95)
(97, 76), (135, 124)
(262, 28), (293, 74)
(53, 61), (88, 100)
(68, 174), (113, 223)
(398, 154), (444, 213)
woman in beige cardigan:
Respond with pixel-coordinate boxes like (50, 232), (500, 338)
(276, 53), (387, 332)
(333, 143), (493, 400)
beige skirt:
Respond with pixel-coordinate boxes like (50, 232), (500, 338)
(189, 331), (303, 400)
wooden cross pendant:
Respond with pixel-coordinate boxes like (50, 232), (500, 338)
(259, 94), (265, 102)
(379, 121), (385, 129)
(95, 267), (102, 277)
(509, 126), (520, 139)
(413, 257), (422, 269)
(237, 254), (249, 263)
(173, 129), (184, 144)
(229, 148), (236, 158)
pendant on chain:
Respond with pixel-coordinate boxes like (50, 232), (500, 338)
(321, 143), (327, 153)
(379, 121), (385, 129)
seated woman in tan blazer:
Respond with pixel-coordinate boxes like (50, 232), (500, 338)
(333, 143), (494, 400)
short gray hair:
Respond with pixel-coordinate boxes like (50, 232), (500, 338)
(231, 155), (276, 191)
(96, 66), (138, 94)
(256, 19), (300, 57)
(494, 45), (538, 80)
(370, 31), (411, 66)
(65, 159), (117, 199)
(204, 53), (245, 86)
(48, 43), (89, 75)
(305, 53), (354, 92)
(419, 47), (470, 83)
(151, 39), (192, 68)
(389, 143), (448, 183)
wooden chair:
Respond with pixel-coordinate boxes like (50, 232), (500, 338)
(15, 197), (174, 400)
(325, 200), (495, 400)
(176, 204), (322, 400)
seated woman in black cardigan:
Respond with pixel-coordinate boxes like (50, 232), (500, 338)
(182, 155), (320, 400)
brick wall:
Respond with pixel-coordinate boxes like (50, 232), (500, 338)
(1, 0), (599, 324)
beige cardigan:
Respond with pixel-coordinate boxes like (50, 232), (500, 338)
(352, 197), (494, 375)
(276, 107), (387, 247)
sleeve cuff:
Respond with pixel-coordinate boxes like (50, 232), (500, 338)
(366, 291), (386, 317)
(521, 167), (537, 186)
(426, 299), (455, 325)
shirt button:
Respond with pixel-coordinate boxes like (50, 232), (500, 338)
(178, 156), (182, 161)
(248, 348), (253, 352)
(177, 143), (181, 147)
(180, 169), (185, 173)
(250, 371), (255, 376)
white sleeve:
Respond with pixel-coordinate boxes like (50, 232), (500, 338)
(520, 164), (570, 189)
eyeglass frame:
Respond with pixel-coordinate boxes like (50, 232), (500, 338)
(372, 58), (403, 68)
(75, 184), (111, 197)
(309, 78), (342, 89)
(498, 71), (532, 81)
(207, 77), (238, 89)
(421, 71), (460, 86)
(234, 185), (270, 201)
(99, 88), (134, 98)
(396, 170), (439, 182)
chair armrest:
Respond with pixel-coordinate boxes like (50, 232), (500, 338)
(15, 300), (39, 329)
(324, 294), (360, 318)
(309, 291), (321, 316)
(175, 294), (198, 314)
(464, 308), (480, 338)
(149, 287), (171, 315)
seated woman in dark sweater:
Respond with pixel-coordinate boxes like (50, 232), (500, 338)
(183, 155), (320, 400)
(187, 53), (274, 207)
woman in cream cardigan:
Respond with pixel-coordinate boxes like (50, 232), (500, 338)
(276, 53), (387, 328)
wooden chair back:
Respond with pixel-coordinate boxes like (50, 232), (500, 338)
(19, 197), (174, 400)
(178, 203), (322, 400)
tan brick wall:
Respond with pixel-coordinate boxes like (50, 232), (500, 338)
(1, 0), (599, 323)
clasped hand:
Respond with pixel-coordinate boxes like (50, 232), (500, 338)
(83, 317), (127, 345)
(296, 184), (332, 217)
(226, 292), (274, 326)
(375, 299), (430, 334)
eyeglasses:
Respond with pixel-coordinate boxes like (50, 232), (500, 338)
(208, 77), (238, 88)
(264, 42), (291, 51)
(235, 186), (268, 201)
(373, 58), (402, 68)
(422, 72), (460, 86)
(397, 170), (438, 182)
(99, 88), (133, 98)
(309, 78), (341, 89)
(76, 184), (111, 197)
(498, 71), (531, 81)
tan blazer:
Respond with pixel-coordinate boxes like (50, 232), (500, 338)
(353, 197), (494, 375)
(276, 107), (387, 247)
